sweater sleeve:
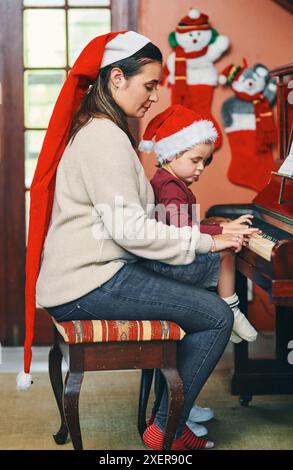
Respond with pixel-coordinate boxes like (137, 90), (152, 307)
(200, 224), (223, 235)
(78, 120), (212, 265)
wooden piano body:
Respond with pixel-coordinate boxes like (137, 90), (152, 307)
(206, 64), (293, 405)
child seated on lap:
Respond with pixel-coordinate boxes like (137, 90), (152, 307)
(139, 104), (258, 344)
(139, 104), (260, 439)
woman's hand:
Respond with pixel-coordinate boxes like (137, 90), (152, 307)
(221, 214), (261, 237)
(211, 233), (244, 253)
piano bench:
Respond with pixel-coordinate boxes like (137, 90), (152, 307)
(48, 318), (185, 450)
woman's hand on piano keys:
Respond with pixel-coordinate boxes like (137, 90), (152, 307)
(211, 229), (262, 253)
(212, 233), (245, 253)
(221, 214), (261, 236)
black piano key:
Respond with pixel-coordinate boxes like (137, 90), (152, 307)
(250, 217), (293, 241)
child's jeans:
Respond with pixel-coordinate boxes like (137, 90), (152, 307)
(137, 252), (220, 290)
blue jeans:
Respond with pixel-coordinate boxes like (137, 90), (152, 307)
(137, 252), (220, 290)
(47, 259), (233, 436)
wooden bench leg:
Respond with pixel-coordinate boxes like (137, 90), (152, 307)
(161, 368), (184, 450)
(48, 343), (68, 445)
(154, 369), (166, 413)
(137, 369), (154, 437)
(63, 371), (84, 450)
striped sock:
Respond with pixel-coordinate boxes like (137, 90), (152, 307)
(182, 425), (214, 449)
(222, 293), (240, 311)
(143, 423), (188, 450)
(147, 414), (155, 427)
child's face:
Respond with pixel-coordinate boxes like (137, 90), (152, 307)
(166, 143), (214, 185)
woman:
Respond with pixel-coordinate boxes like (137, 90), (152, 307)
(18, 31), (243, 450)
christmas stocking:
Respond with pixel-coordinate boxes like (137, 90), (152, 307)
(220, 61), (277, 191)
(225, 130), (277, 192)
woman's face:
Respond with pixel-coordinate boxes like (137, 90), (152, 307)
(110, 62), (162, 118)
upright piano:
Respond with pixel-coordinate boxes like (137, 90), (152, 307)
(206, 63), (293, 405)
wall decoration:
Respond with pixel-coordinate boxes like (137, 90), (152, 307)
(163, 8), (230, 150)
(220, 60), (277, 192)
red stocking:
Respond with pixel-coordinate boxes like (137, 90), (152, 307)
(188, 84), (222, 150)
(226, 130), (277, 192)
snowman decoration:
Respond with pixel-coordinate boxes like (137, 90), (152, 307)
(220, 60), (277, 192)
(163, 8), (230, 150)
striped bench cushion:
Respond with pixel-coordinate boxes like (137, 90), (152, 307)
(52, 319), (185, 344)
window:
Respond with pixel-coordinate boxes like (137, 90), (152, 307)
(23, 0), (111, 241)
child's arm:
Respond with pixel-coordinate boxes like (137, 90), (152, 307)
(220, 214), (261, 236)
(200, 223), (223, 235)
(200, 216), (224, 235)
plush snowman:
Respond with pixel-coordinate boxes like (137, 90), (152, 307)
(163, 8), (230, 150)
(219, 60), (277, 192)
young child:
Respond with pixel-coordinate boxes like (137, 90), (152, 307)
(139, 104), (258, 344)
(139, 104), (259, 440)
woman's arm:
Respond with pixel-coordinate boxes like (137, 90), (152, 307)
(78, 120), (213, 265)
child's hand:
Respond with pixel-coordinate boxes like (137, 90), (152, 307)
(221, 214), (261, 236)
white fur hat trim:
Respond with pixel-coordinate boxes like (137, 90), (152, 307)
(139, 140), (155, 152)
(146, 120), (218, 164)
(101, 32), (151, 68)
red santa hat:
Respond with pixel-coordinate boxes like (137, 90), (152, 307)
(218, 59), (248, 85)
(176, 8), (211, 33)
(139, 104), (218, 164)
(16, 31), (152, 391)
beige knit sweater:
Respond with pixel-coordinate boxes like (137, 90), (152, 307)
(36, 118), (212, 307)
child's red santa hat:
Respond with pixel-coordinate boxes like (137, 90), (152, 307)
(16, 31), (152, 391)
(176, 8), (211, 33)
(139, 104), (218, 164)
(218, 59), (248, 85)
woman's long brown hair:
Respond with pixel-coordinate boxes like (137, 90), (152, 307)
(67, 42), (162, 148)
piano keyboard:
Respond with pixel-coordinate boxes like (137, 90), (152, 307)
(247, 234), (276, 261)
(245, 217), (292, 261)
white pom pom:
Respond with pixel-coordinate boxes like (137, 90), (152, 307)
(16, 371), (33, 391)
(188, 9), (200, 19)
(218, 75), (227, 85)
(138, 140), (155, 153)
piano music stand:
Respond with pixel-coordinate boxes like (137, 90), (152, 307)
(277, 125), (293, 204)
(277, 173), (293, 204)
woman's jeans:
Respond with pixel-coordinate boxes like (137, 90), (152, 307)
(47, 257), (233, 436)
